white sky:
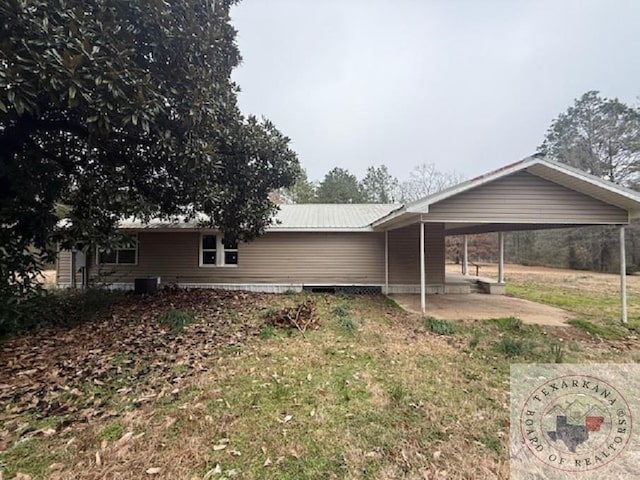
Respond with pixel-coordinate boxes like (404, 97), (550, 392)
(231, 0), (640, 183)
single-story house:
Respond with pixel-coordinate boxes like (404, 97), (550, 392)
(57, 156), (640, 319)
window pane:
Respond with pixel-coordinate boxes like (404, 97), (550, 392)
(118, 249), (136, 264)
(225, 251), (238, 265)
(202, 251), (216, 265)
(99, 250), (117, 264)
(121, 236), (137, 249)
(202, 235), (216, 250)
(223, 237), (238, 250)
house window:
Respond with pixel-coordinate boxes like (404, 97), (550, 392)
(201, 234), (217, 265)
(97, 235), (138, 265)
(200, 233), (238, 267)
(223, 237), (238, 265)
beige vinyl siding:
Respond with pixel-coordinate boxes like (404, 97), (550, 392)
(56, 249), (83, 286)
(56, 250), (65, 283)
(424, 171), (628, 224)
(56, 250), (70, 285)
(388, 223), (445, 285)
(89, 231), (386, 285)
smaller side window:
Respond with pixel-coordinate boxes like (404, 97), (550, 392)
(201, 234), (217, 265)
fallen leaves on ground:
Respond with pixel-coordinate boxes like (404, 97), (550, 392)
(0, 289), (277, 446)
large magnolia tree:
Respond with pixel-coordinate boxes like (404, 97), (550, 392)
(0, 0), (299, 297)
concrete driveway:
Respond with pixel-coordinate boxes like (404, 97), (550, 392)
(389, 294), (573, 326)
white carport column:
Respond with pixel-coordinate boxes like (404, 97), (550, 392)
(498, 232), (505, 284)
(462, 235), (468, 275)
(384, 230), (389, 295)
(620, 226), (628, 324)
(420, 222), (426, 314)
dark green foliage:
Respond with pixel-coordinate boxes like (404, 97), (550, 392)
(286, 168), (317, 203)
(158, 309), (196, 334)
(315, 167), (365, 203)
(361, 165), (398, 203)
(424, 317), (456, 336)
(0, 0), (299, 301)
(0, 288), (123, 337)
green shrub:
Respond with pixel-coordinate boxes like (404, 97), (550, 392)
(337, 315), (358, 332)
(332, 305), (349, 318)
(495, 337), (533, 358)
(158, 309), (196, 334)
(331, 304), (357, 332)
(424, 317), (456, 336)
(468, 332), (480, 349)
(491, 317), (523, 332)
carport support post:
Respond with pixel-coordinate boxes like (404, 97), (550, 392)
(384, 230), (389, 295)
(620, 226), (628, 323)
(462, 235), (468, 275)
(420, 222), (426, 314)
(498, 232), (505, 284)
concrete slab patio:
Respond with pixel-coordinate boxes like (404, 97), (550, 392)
(389, 293), (573, 327)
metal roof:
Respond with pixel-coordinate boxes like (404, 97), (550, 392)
(271, 204), (399, 230)
(119, 204), (401, 232)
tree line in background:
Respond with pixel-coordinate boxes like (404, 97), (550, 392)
(284, 163), (465, 204)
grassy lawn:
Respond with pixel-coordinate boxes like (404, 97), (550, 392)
(1, 275), (639, 479)
(503, 268), (640, 335)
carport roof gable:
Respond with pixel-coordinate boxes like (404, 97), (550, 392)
(373, 156), (640, 228)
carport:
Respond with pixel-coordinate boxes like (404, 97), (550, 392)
(374, 156), (640, 323)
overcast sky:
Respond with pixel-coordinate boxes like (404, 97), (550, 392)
(230, 0), (640, 183)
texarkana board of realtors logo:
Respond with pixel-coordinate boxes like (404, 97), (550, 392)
(510, 364), (639, 479)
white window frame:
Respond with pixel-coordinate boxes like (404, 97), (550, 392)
(199, 233), (238, 268)
(96, 234), (138, 265)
